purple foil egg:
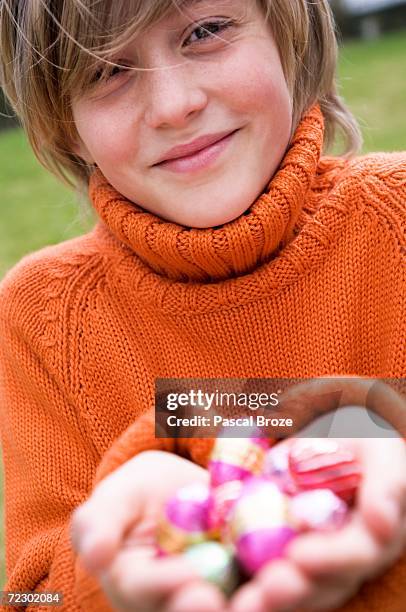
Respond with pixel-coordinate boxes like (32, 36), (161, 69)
(236, 527), (297, 575)
(157, 483), (214, 553)
(289, 489), (349, 532)
(209, 461), (253, 488)
(165, 483), (213, 532)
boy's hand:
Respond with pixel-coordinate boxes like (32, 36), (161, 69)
(70, 450), (226, 612)
(231, 437), (406, 611)
(229, 377), (406, 611)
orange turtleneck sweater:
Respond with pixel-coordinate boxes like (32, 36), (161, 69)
(0, 105), (405, 611)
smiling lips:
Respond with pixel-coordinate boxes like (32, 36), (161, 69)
(154, 129), (239, 173)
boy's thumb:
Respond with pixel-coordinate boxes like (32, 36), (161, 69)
(71, 492), (142, 573)
(357, 438), (406, 543)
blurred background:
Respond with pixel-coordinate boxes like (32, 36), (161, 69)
(0, 0), (405, 588)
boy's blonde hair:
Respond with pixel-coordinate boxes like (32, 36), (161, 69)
(0, 0), (362, 191)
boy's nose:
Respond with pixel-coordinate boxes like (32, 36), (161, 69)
(144, 64), (208, 130)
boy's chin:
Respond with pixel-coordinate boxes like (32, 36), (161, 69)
(164, 202), (254, 229)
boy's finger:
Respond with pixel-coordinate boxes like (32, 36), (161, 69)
(257, 559), (313, 608)
(298, 577), (361, 612)
(229, 581), (267, 612)
(355, 438), (406, 541)
(164, 582), (227, 612)
(70, 477), (143, 570)
(102, 549), (202, 611)
(71, 452), (210, 572)
(259, 560), (360, 611)
(286, 514), (381, 577)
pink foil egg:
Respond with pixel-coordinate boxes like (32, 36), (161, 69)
(263, 442), (298, 495)
(289, 489), (349, 532)
(209, 437), (269, 488)
(157, 483), (214, 553)
(229, 477), (297, 575)
(288, 439), (361, 502)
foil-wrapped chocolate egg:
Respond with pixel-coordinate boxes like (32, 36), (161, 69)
(183, 541), (239, 595)
(209, 437), (269, 488)
(229, 477), (297, 575)
(208, 479), (244, 532)
(263, 442), (298, 495)
(289, 489), (348, 532)
(288, 439), (361, 502)
(157, 483), (214, 554)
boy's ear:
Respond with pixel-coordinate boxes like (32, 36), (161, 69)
(70, 137), (95, 165)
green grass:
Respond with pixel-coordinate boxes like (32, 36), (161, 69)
(337, 31), (406, 152)
(0, 29), (405, 589)
(0, 130), (96, 279)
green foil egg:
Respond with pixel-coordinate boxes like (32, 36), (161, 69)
(183, 541), (239, 596)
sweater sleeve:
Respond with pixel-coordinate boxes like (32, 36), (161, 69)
(0, 272), (175, 611)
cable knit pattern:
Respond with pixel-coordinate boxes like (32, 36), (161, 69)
(0, 104), (405, 611)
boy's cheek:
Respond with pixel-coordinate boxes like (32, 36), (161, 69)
(73, 104), (141, 169)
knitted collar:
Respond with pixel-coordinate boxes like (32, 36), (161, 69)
(89, 104), (324, 283)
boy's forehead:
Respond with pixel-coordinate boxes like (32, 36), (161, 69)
(178, 0), (235, 8)
(164, 0), (238, 22)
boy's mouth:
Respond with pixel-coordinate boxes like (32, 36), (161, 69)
(152, 130), (239, 174)
(153, 129), (239, 165)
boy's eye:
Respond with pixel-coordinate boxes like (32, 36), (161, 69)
(92, 63), (130, 84)
(87, 18), (234, 87)
(108, 65), (129, 78)
(183, 19), (234, 47)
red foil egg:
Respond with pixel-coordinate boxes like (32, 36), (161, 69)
(288, 439), (361, 502)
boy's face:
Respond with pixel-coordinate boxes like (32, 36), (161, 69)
(72, 0), (292, 228)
